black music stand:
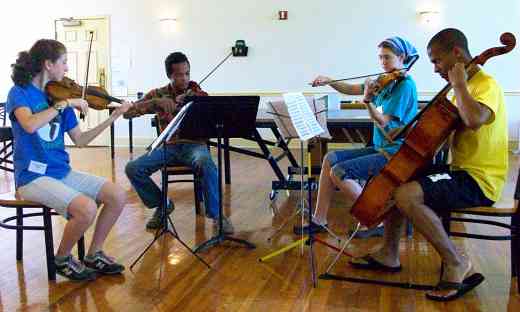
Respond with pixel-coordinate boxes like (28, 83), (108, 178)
(130, 102), (211, 271)
(181, 96), (260, 253)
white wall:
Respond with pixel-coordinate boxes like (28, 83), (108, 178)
(1, 0), (519, 145)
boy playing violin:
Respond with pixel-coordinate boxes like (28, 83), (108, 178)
(124, 52), (235, 234)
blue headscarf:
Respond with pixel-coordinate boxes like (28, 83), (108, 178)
(382, 36), (418, 66)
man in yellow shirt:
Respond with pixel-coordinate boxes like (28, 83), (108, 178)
(350, 28), (508, 301)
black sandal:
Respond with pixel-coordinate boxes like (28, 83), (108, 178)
(425, 273), (485, 302)
(349, 255), (402, 273)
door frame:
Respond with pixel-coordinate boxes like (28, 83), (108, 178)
(54, 15), (112, 95)
(54, 15), (112, 146)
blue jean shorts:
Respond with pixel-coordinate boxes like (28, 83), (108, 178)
(327, 147), (388, 182)
(17, 170), (107, 219)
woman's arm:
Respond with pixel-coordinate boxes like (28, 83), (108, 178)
(14, 105), (61, 134)
(311, 75), (364, 95)
(68, 101), (132, 147)
(362, 79), (394, 127)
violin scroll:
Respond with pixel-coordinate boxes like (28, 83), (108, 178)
(500, 32), (516, 49)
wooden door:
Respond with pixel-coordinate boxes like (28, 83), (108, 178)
(55, 17), (111, 146)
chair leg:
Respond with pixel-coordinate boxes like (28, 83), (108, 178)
(406, 220), (413, 238)
(511, 236), (518, 277)
(78, 236), (85, 260)
(512, 214), (520, 293)
(511, 238), (520, 294)
(16, 207), (23, 261)
(42, 208), (56, 281)
(194, 176), (202, 215)
(441, 213), (451, 234)
(512, 236), (520, 294)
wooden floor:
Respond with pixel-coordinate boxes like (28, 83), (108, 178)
(0, 147), (519, 311)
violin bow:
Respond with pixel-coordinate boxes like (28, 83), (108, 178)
(183, 51), (234, 97)
(199, 51), (233, 86)
(310, 55), (419, 85)
(80, 31), (94, 119)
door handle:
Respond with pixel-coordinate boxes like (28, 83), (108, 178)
(99, 67), (106, 89)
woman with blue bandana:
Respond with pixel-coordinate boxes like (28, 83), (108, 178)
(295, 36), (418, 235)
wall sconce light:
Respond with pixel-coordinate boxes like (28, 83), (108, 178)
(159, 18), (177, 22)
(159, 18), (177, 32)
(419, 11), (439, 24)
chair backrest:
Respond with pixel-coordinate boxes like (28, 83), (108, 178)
(418, 100), (429, 109)
(0, 102), (7, 126)
(0, 127), (14, 172)
(151, 115), (161, 136)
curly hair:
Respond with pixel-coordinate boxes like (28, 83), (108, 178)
(11, 39), (66, 86)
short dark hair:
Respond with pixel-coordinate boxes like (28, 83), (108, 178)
(164, 52), (190, 77)
(11, 39), (66, 86)
(427, 28), (470, 56)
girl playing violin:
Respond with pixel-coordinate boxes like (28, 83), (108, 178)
(295, 37), (418, 235)
(7, 39), (132, 281)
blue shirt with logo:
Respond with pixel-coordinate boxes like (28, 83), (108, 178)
(7, 84), (78, 188)
(372, 75), (418, 154)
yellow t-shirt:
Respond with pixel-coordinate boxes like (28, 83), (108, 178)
(450, 69), (508, 202)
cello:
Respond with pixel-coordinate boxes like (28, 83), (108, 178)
(351, 32), (516, 227)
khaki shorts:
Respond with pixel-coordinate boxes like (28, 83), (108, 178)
(17, 170), (107, 219)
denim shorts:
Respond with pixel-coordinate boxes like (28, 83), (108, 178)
(328, 147), (388, 182)
(17, 170), (107, 219)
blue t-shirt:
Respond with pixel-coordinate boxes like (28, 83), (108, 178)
(6, 84), (78, 188)
(372, 75), (418, 154)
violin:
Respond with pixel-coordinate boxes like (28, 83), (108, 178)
(46, 31), (124, 118)
(370, 70), (406, 94)
(46, 77), (123, 110)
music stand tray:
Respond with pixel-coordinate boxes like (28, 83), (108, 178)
(183, 96), (260, 253)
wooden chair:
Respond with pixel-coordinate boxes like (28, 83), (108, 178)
(151, 116), (204, 215)
(0, 194), (85, 281)
(441, 169), (520, 293)
(0, 127), (14, 172)
(0, 102), (7, 126)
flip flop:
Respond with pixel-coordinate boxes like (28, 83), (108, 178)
(425, 272), (485, 302)
(349, 255), (402, 273)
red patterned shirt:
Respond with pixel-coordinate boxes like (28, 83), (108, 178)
(124, 81), (208, 144)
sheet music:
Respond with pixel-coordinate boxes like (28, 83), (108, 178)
(283, 92), (325, 141)
(148, 101), (193, 153)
